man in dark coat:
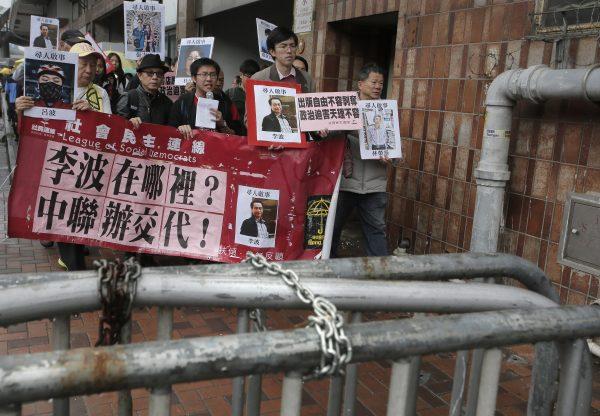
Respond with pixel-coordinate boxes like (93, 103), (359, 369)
(240, 200), (269, 238)
(261, 97), (293, 132)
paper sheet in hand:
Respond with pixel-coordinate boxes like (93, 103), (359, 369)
(195, 98), (219, 129)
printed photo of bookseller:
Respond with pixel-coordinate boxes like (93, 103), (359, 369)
(235, 185), (279, 248)
(261, 95), (297, 133)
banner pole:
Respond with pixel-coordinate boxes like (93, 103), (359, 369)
(320, 170), (342, 260)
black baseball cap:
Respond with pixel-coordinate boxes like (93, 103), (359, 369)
(60, 30), (90, 47)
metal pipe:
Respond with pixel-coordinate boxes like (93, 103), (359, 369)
(320, 170), (342, 259)
(386, 356), (421, 416)
(52, 315), (70, 416)
(342, 312), (362, 416)
(464, 349), (484, 416)
(556, 339), (585, 415)
(474, 348), (502, 416)
(280, 371), (303, 416)
(1, 306), (599, 406)
(0, 276), (556, 327)
(449, 350), (468, 416)
(245, 374), (262, 416)
(0, 404), (20, 416)
(0, 252), (560, 303)
(118, 319), (133, 416)
(149, 307), (173, 416)
(231, 309), (249, 416)
(327, 375), (343, 416)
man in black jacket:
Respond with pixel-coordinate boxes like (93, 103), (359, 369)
(117, 54), (172, 127)
(240, 200), (269, 238)
(169, 57), (239, 137)
(33, 25), (54, 48)
(261, 96), (294, 132)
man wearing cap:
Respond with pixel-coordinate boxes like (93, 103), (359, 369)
(117, 54), (172, 127)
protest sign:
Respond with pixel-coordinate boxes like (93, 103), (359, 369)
(246, 79), (307, 149)
(23, 47), (78, 121)
(293, 0), (314, 33)
(256, 18), (276, 62)
(358, 99), (402, 160)
(175, 37), (215, 86)
(8, 112), (345, 263)
(160, 72), (185, 102)
(30, 16), (59, 50)
(124, 1), (165, 60)
(297, 92), (361, 132)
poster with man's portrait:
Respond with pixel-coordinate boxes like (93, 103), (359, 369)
(245, 79), (307, 149)
(358, 99), (402, 160)
(29, 16), (59, 50)
(124, 1), (165, 60)
(235, 185), (279, 249)
(23, 47), (78, 121)
(256, 18), (276, 62)
(175, 37), (215, 86)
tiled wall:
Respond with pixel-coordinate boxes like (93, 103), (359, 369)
(309, 0), (600, 305)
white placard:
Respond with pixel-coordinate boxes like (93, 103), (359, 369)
(256, 18), (277, 63)
(124, 1), (166, 60)
(175, 37), (215, 86)
(23, 47), (79, 121)
(235, 185), (279, 248)
(30, 16), (59, 50)
(358, 99), (402, 160)
(253, 84), (302, 144)
(293, 0), (314, 33)
(195, 97), (219, 129)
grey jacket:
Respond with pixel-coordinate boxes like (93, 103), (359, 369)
(251, 65), (316, 93)
(340, 132), (389, 194)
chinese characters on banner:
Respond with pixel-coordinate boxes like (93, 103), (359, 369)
(358, 99), (402, 160)
(9, 112), (344, 263)
(160, 72), (185, 102)
(297, 92), (362, 132)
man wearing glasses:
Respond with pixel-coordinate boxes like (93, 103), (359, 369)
(251, 26), (315, 93)
(117, 54), (172, 127)
(169, 57), (236, 138)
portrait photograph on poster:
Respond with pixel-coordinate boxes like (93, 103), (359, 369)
(256, 18), (276, 62)
(23, 47), (78, 121)
(245, 79), (307, 148)
(175, 37), (215, 86)
(235, 185), (279, 249)
(29, 16), (59, 50)
(358, 99), (402, 160)
(124, 1), (165, 60)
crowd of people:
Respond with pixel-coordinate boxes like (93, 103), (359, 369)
(0, 24), (394, 270)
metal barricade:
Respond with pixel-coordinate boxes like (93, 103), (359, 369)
(0, 253), (597, 415)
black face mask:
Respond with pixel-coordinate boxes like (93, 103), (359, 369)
(39, 81), (63, 103)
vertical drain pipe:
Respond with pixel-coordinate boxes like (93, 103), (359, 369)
(464, 64), (600, 415)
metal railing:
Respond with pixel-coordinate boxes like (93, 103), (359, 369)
(0, 253), (597, 416)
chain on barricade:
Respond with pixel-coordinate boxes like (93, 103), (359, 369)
(245, 253), (352, 379)
(94, 257), (142, 347)
(248, 308), (267, 332)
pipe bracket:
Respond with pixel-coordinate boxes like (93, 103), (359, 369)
(582, 64), (600, 103)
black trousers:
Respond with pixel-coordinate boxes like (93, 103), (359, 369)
(57, 242), (87, 271)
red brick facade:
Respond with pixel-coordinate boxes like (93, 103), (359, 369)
(302, 0), (600, 305)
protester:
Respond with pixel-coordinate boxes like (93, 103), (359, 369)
(226, 58), (259, 122)
(16, 42), (111, 269)
(293, 55), (309, 72)
(105, 52), (127, 113)
(231, 75), (241, 89)
(212, 66), (243, 135)
(252, 26), (315, 93)
(3, 70), (18, 133)
(117, 54), (172, 127)
(169, 57), (239, 137)
(126, 58), (143, 91)
(331, 63), (395, 258)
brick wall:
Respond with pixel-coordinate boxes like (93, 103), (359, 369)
(309, 0), (600, 305)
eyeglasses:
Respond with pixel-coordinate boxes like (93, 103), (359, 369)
(195, 72), (218, 79)
(275, 43), (297, 51)
(141, 70), (164, 78)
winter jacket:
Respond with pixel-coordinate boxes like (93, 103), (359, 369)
(340, 131), (388, 194)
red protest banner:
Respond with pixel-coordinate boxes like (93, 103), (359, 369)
(8, 112), (344, 263)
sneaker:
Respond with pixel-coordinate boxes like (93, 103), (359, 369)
(40, 240), (54, 248)
(57, 258), (68, 270)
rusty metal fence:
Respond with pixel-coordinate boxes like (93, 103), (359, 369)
(0, 253), (598, 416)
